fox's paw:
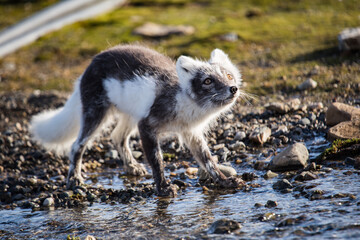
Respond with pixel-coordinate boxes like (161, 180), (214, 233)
(66, 175), (84, 190)
(124, 163), (148, 176)
(219, 177), (246, 189)
(156, 184), (178, 197)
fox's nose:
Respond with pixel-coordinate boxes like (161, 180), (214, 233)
(230, 86), (238, 94)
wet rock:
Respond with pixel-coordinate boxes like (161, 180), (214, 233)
(277, 215), (306, 227)
(265, 200), (278, 208)
(249, 126), (271, 144)
(173, 179), (187, 188)
(325, 102), (360, 126)
(133, 22), (195, 38)
(43, 197), (54, 207)
(263, 170), (278, 179)
(273, 179), (293, 191)
(304, 162), (317, 171)
(254, 160), (267, 170)
(234, 131), (246, 141)
(268, 143), (309, 171)
(254, 203), (263, 208)
(298, 78), (317, 91)
(86, 192), (96, 202)
(338, 27), (360, 51)
(208, 219), (241, 234)
(199, 164), (237, 181)
(294, 171), (318, 181)
(328, 120), (360, 140)
(242, 172), (258, 181)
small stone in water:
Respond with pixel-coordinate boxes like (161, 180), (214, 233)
(208, 219), (241, 234)
(264, 170), (278, 179)
(265, 200), (278, 208)
(273, 179), (293, 191)
(43, 197), (54, 207)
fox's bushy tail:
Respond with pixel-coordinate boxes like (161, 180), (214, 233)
(30, 80), (82, 155)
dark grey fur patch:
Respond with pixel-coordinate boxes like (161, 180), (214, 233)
(190, 68), (237, 107)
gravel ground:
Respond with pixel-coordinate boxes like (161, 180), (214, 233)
(0, 90), (355, 211)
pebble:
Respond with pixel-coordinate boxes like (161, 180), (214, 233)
(300, 118), (311, 126)
(228, 141), (245, 151)
(263, 170), (279, 179)
(297, 78), (317, 91)
(186, 167), (198, 175)
(265, 200), (278, 208)
(43, 197), (54, 207)
(249, 126), (271, 144)
(208, 219), (241, 234)
(234, 131), (246, 140)
(213, 143), (225, 151)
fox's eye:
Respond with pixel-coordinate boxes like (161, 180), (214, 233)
(227, 73), (233, 80)
(203, 78), (213, 85)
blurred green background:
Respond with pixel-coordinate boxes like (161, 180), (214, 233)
(0, 0), (359, 98)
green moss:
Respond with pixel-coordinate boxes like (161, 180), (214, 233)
(0, 0), (359, 95)
(317, 138), (360, 161)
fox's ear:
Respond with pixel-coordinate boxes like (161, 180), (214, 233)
(176, 55), (200, 74)
(209, 49), (230, 65)
(176, 55), (202, 89)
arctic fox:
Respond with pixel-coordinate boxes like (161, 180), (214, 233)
(30, 45), (244, 196)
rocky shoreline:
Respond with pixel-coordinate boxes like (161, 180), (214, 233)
(1, 90), (360, 237)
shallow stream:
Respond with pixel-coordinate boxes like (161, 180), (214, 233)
(1, 136), (360, 239)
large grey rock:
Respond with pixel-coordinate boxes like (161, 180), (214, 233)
(328, 120), (360, 140)
(249, 126), (271, 144)
(268, 143), (309, 171)
(338, 27), (360, 51)
(133, 22), (195, 38)
(325, 102), (360, 126)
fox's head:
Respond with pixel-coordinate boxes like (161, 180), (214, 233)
(176, 49), (242, 110)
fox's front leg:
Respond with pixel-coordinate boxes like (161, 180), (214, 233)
(138, 120), (177, 197)
(182, 132), (245, 188)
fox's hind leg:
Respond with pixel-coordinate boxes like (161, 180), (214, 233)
(67, 104), (110, 189)
(111, 115), (148, 176)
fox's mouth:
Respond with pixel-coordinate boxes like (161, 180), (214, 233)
(212, 94), (237, 106)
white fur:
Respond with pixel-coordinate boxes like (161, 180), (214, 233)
(176, 56), (206, 91)
(103, 75), (157, 121)
(29, 79), (82, 155)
